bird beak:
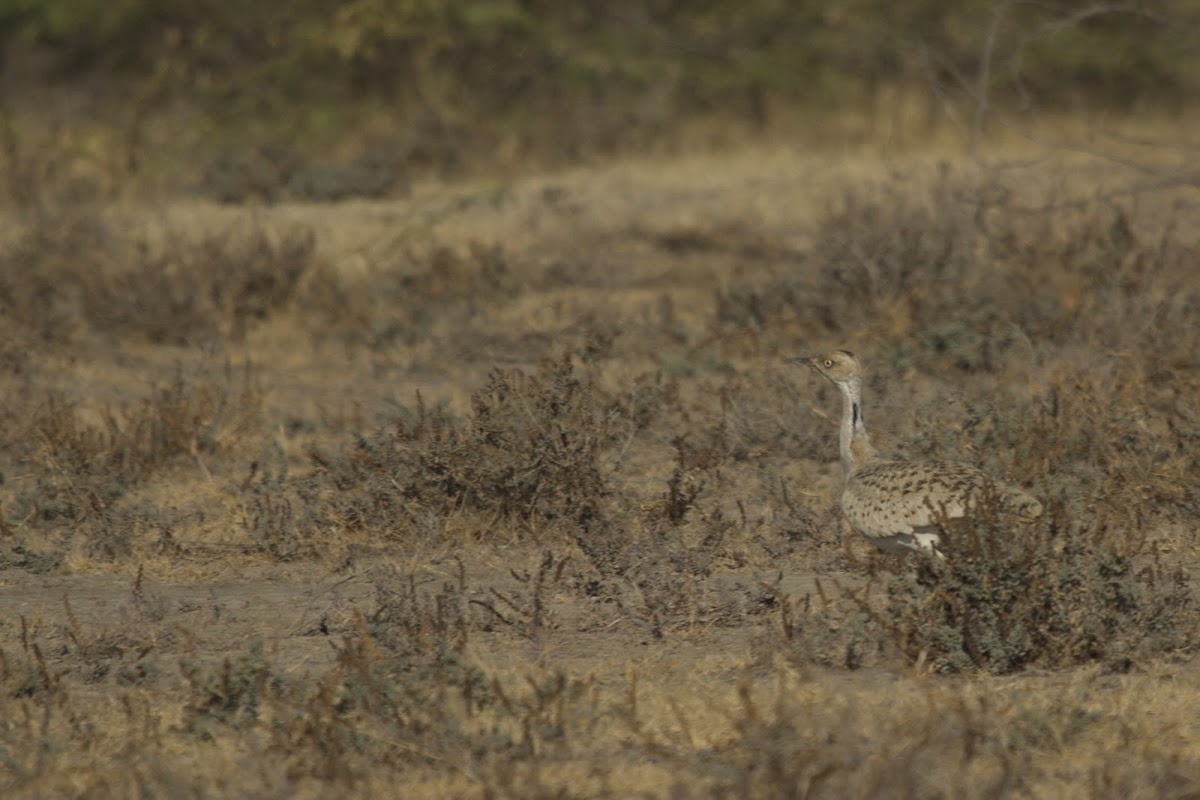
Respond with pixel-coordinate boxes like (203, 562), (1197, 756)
(786, 355), (816, 369)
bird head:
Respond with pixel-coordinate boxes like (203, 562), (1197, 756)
(787, 350), (864, 390)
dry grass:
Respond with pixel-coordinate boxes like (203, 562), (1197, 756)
(0, 137), (1199, 797)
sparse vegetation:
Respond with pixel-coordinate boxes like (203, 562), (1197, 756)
(2, 127), (1200, 795)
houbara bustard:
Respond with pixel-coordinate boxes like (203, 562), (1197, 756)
(790, 350), (1043, 557)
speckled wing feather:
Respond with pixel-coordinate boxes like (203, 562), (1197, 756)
(841, 460), (998, 541)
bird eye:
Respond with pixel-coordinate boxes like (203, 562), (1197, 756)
(823, 360), (833, 368)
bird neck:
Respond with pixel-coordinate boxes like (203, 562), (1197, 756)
(839, 379), (877, 476)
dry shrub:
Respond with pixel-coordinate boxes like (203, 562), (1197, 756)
(23, 363), (258, 485)
(294, 642), (598, 788)
(197, 141), (407, 203)
(910, 189), (1200, 374)
(0, 317), (36, 377)
(0, 210), (321, 346)
(641, 669), (1200, 800)
(327, 567), (596, 780)
(301, 632), (496, 771)
(365, 562), (472, 654)
(601, 365), (678, 435)
(766, 580), (881, 671)
(585, 433), (771, 635)
(0, 630), (85, 792)
(713, 167), (978, 345)
(175, 568), (497, 776)
(310, 354), (615, 537)
(307, 353), (750, 627)
(810, 170), (979, 331)
(238, 450), (315, 561)
(897, 360), (1200, 544)
(765, 493), (1193, 675)
(605, 543), (741, 638)
(453, 355), (612, 522)
(91, 223), (319, 343)
(252, 599), (597, 787)
(5, 361), (260, 564)
(181, 640), (287, 739)
(297, 240), (521, 351)
(57, 588), (160, 685)
(874, 491), (1193, 674)
(634, 675), (1031, 800)
(0, 618), (66, 701)
(0, 211), (111, 345)
(713, 168), (1200, 382)
(696, 369), (834, 464)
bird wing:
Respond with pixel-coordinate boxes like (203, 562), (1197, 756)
(841, 460), (986, 540)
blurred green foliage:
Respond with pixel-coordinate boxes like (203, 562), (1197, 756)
(0, 0), (1195, 150)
